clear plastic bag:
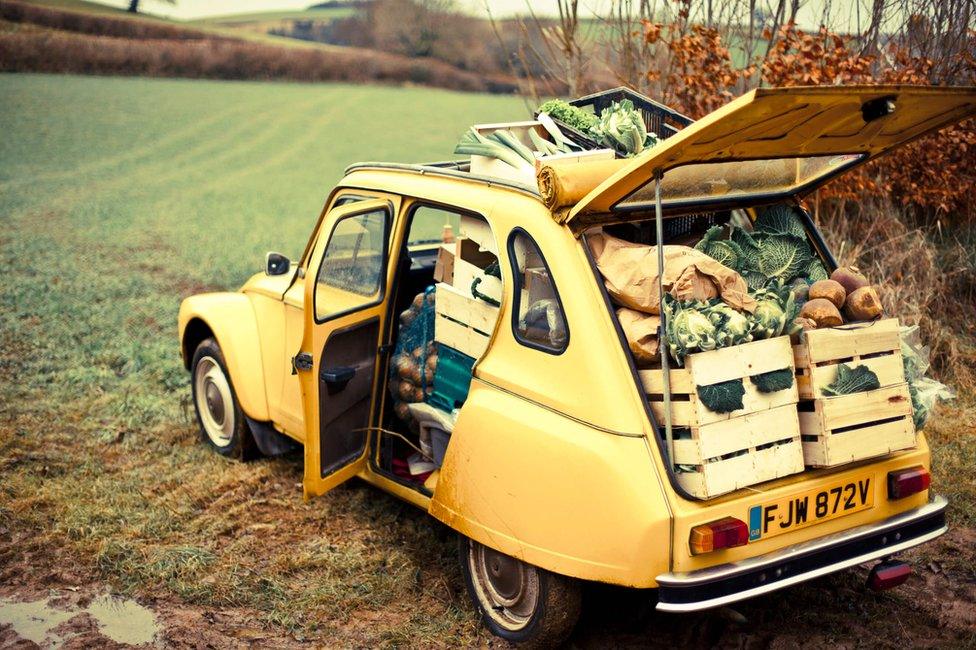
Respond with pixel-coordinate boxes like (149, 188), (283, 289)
(900, 325), (955, 429)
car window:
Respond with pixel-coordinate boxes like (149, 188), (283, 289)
(408, 205), (461, 248)
(508, 230), (568, 353)
(315, 209), (388, 321)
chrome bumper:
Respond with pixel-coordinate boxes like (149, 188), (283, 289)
(655, 495), (948, 612)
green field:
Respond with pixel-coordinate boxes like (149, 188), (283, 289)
(192, 7), (356, 26)
(0, 73), (524, 645)
(2, 73), (975, 647)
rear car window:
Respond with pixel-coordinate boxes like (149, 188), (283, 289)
(508, 229), (568, 353)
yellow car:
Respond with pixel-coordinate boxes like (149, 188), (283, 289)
(179, 86), (974, 645)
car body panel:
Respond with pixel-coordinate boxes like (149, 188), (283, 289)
(177, 85), (964, 597)
(178, 291), (270, 422)
(567, 85), (976, 225)
(429, 379), (671, 586)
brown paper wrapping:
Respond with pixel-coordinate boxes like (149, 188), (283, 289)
(617, 308), (661, 364)
(588, 232), (756, 314)
(536, 158), (632, 211)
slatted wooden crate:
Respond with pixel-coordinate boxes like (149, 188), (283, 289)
(793, 318), (916, 467)
(639, 336), (804, 498)
(434, 282), (498, 359)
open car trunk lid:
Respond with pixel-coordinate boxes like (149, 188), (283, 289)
(564, 85), (976, 232)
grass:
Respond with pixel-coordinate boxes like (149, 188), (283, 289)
(0, 72), (523, 645)
(0, 73), (973, 646)
(192, 7), (357, 26)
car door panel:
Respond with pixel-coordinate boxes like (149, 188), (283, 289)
(298, 199), (394, 498)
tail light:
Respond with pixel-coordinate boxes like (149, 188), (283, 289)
(689, 517), (749, 555)
(867, 560), (912, 591)
(887, 466), (930, 500)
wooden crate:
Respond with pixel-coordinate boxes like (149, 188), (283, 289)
(434, 282), (498, 359)
(453, 238), (502, 303)
(793, 318), (916, 467)
(639, 336), (804, 498)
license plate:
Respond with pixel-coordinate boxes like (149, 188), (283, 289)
(748, 477), (874, 542)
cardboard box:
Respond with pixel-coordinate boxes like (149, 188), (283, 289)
(433, 244), (455, 284)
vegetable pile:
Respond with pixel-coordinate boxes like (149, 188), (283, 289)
(389, 289), (439, 432)
(537, 98), (660, 157)
(694, 205), (886, 333)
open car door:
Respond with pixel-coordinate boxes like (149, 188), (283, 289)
(298, 199), (394, 499)
(564, 85), (976, 231)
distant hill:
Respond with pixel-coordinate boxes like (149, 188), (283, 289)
(0, 0), (517, 93)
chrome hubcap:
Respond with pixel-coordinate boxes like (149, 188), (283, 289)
(194, 356), (234, 447)
(468, 540), (539, 631)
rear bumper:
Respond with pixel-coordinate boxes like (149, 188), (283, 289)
(656, 495), (947, 612)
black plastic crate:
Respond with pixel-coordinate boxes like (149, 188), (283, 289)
(535, 87), (694, 158)
(569, 87), (693, 140)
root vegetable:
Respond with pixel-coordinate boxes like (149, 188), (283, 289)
(398, 380), (415, 401)
(393, 401), (411, 422)
(830, 266), (869, 295)
(799, 298), (843, 328)
(794, 316), (817, 331)
(844, 286), (883, 321)
(809, 279), (846, 309)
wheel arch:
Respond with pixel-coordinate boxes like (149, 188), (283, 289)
(178, 293), (270, 422)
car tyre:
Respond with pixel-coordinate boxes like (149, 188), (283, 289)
(459, 535), (581, 647)
(191, 338), (256, 461)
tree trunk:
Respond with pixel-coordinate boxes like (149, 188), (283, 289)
(128, 0), (139, 13)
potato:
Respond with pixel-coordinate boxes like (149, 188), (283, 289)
(799, 298), (843, 328)
(808, 279), (846, 309)
(794, 316), (818, 331)
(790, 280), (810, 303)
(394, 355), (413, 380)
(830, 265), (869, 295)
(411, 293), (425, 310)
(400, 309), (416, 326)
(424, 367), (435, 383)
(844, 286), (883, 321)
(398, 380), (415, 401)
(393, 401), (411, 422)
(411, 386), (425, 402)
(426, 354), (438, 371)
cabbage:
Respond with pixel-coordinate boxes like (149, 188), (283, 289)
(754, 205), (807, 239)
(756, 235), (813, 282)
(750, 368), (795, 393)
(663, 297), (718, 365)
(697, 379), (746, 413)
(821, 363), (881, 396)
(749, 283), (798, 339)
(706, 302), (752, 347)
(591, 99), (654, 156)
(806, 259), (829, 282)
(695, 225), (745, 270)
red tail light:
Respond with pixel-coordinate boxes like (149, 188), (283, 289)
(689, 517), (749, 555)
(887, 466), (931, 500)
(867, 560), (912, 591)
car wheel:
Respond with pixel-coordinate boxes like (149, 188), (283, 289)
(459, 535), (581, 647)
(191, 338), (256, 460)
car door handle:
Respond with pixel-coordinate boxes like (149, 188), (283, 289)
(320, 365), (356, 385)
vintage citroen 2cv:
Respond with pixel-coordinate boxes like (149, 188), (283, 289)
(178, 86), (975, 645)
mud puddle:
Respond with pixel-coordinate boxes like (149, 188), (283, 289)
(0, 592), (160, 648)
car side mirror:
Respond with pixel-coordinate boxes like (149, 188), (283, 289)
(265, 252), (290, 276)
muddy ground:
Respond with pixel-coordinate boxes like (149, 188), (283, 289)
(2, 485), (974, 648)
